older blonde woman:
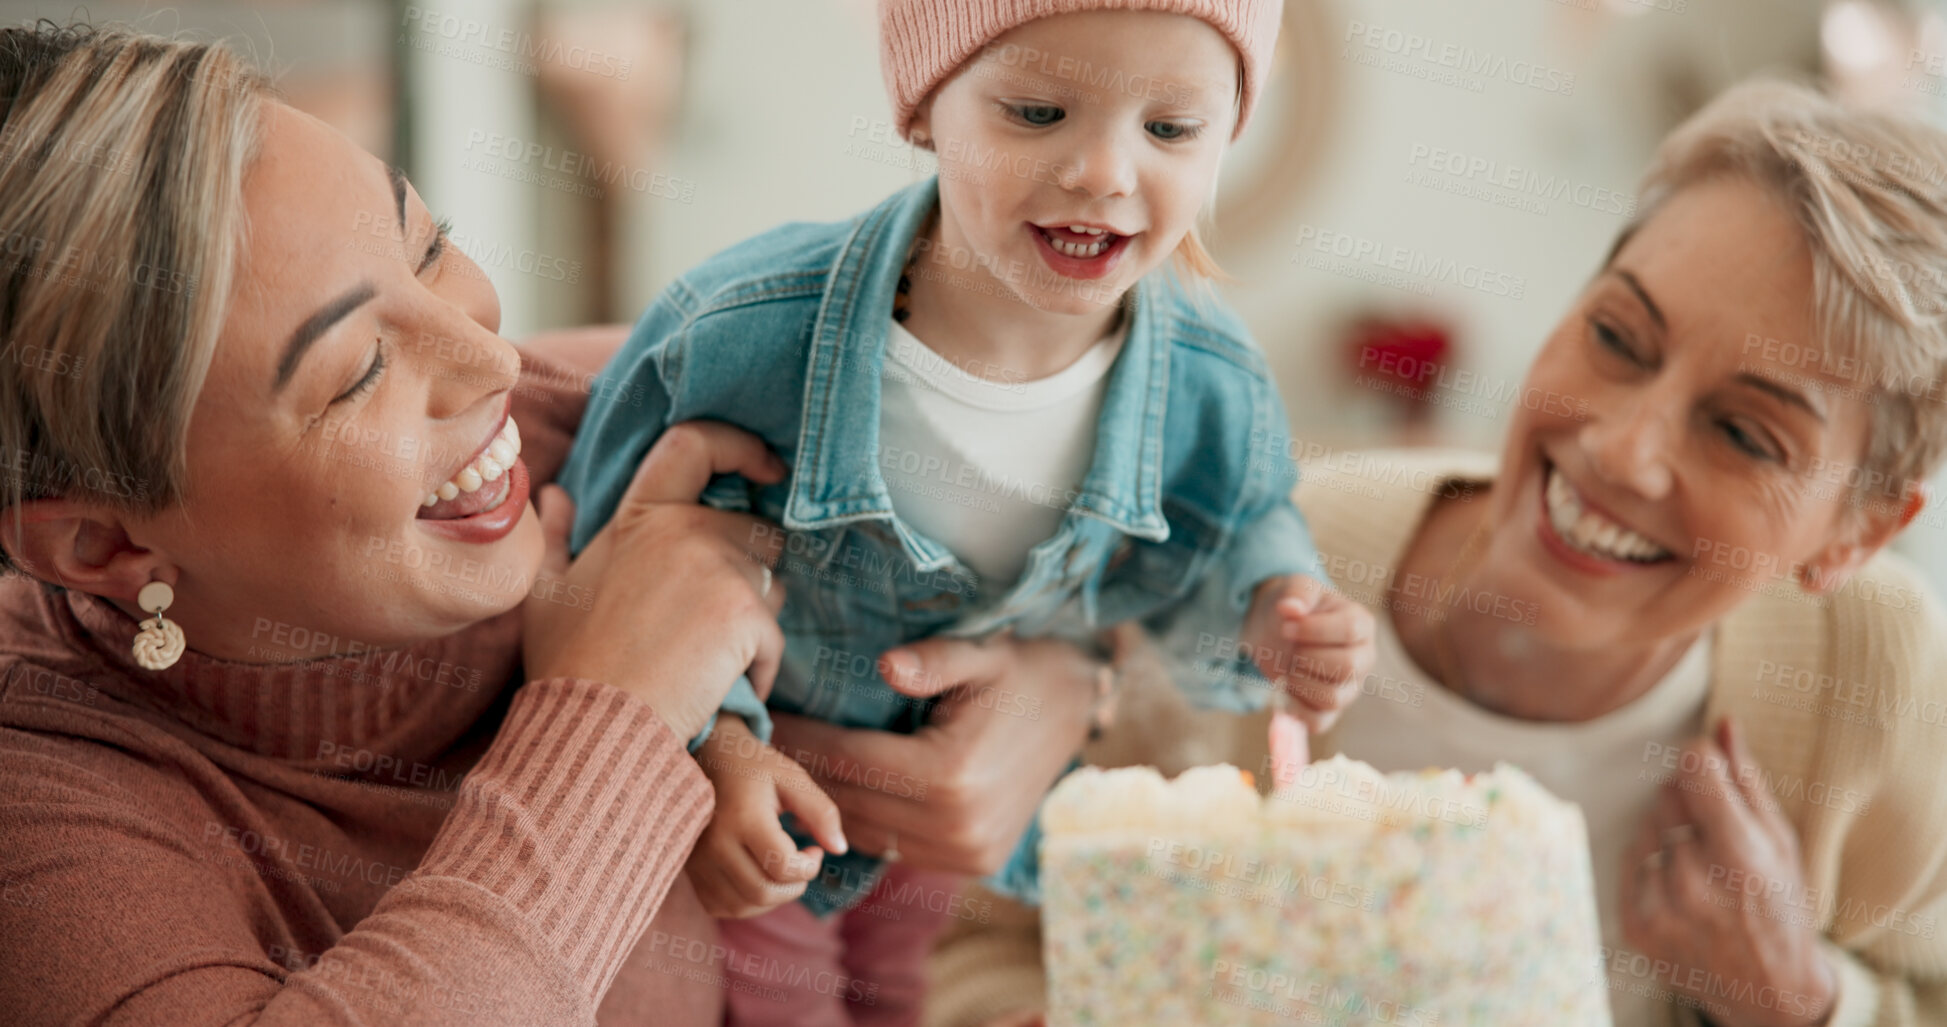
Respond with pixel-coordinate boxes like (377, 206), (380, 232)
(0, 23), (1111, 1025)
(929, 82), (1947, 1027)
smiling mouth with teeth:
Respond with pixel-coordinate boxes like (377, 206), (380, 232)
(417, 416), (521, 520)
(1543, 464), (1675, 564)
(1037, 223), (1120, 259)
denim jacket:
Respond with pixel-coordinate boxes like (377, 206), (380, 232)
(558, 178), (1320, 914)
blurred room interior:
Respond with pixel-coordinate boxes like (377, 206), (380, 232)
(5, 0), (1944, 580)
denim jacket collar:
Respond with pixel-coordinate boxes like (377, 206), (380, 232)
(783, 177), (1171, 558)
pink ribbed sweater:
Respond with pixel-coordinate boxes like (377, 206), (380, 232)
(0, 342), (716, 1025)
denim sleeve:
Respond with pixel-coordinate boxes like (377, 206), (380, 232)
(554, 281), (776, 752)
(558, 285), (684, 559)
(1139, 387), (1323, 713)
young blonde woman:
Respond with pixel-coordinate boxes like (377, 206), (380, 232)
(0, 23), (1114, 1025)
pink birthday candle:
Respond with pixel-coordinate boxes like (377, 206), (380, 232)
(1269, 700), (1309, 790)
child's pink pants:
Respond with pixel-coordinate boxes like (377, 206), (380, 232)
(717, 863), (964, 1027)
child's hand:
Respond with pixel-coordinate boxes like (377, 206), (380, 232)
(688, 716), (849, 919)
(1241, 575), (1376, 733)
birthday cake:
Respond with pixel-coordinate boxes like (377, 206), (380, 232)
(1039, 755), (1611, 1025)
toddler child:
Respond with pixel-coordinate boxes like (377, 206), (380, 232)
(558, 1), (1375, 1022)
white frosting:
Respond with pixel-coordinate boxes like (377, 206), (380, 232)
(1039, 754), (1615, 1024)
(1044, 754), (1581, 837)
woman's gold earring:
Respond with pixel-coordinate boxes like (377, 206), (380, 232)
(132, 580), (185, 670)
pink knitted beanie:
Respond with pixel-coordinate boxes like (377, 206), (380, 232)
(879, 0), (1284, 141)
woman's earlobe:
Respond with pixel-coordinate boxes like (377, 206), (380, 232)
(1798, 559), (1846, 594)
(1803, 480), (1928, 594)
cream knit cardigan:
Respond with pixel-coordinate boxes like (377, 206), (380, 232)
(924, 448), (1947, 1027)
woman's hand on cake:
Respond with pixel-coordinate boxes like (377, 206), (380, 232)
(687, 715), (850, 919)
(1618, 717), (1838, 1027)
(1241, 575), (1376, 733)
(766, 632), (1101, 876)
(523, 421), (789, 741)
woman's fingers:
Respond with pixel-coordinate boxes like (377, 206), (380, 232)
(878, 634), (1012, 699)
(763, 717), (934, 859)
(1669, 736), (1759, 861)
(1653, 784), (1714, 911)
(1632, 788), (1695, 939)
(770, 636), (1100, 879)
(745, 615), (784, 702)
(1719, 717), (1767, 809)
(837, 817), (953, 872)
(768, 714), (925, 791)
(809, 779), (920, 840)
(623, 420), (787, 509)
(1619, 802), (1674, 951)
(1612, 728), (1835, 1024)
(532, 484), (575, 579)
(706, 510), (787, 572)
(1718, 717), (1795, 849)
(817, 780), (1010, 876)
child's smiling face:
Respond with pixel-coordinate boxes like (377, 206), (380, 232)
(910, 10), (1239, 315)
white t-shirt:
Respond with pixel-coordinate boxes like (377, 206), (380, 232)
(877, 318), (1123, 588)
(1328, 611), (1713, 1026)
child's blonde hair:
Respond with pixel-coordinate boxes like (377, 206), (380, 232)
(1172, 66), (1246, 285)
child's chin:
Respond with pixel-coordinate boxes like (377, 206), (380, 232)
(1021, 283), (1126, 316)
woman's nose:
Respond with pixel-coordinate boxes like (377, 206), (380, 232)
(410, 320), (522, 420)
(1578, 391), (1676, 499)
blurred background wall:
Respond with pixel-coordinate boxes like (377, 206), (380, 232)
(5, 0), (1947, 579)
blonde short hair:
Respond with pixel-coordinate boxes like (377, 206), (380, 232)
(0, 22), (266, 572)
(1623, 79), (1947, 501)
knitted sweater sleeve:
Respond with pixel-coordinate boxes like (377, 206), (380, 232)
(0, 677), (711, 1026)
(1800, 567), (1947, 1027)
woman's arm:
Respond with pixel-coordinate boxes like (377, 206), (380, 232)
(0, 679), (709, 1026)
(0, 422), (785, 1026)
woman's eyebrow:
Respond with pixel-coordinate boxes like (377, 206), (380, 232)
(272, 164), (419, 395)
(1616, 269), (1667, 333)
(273, 282), (376, 393)
(387, 163), (408, 228)
(1734, 371), (1827, 424)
